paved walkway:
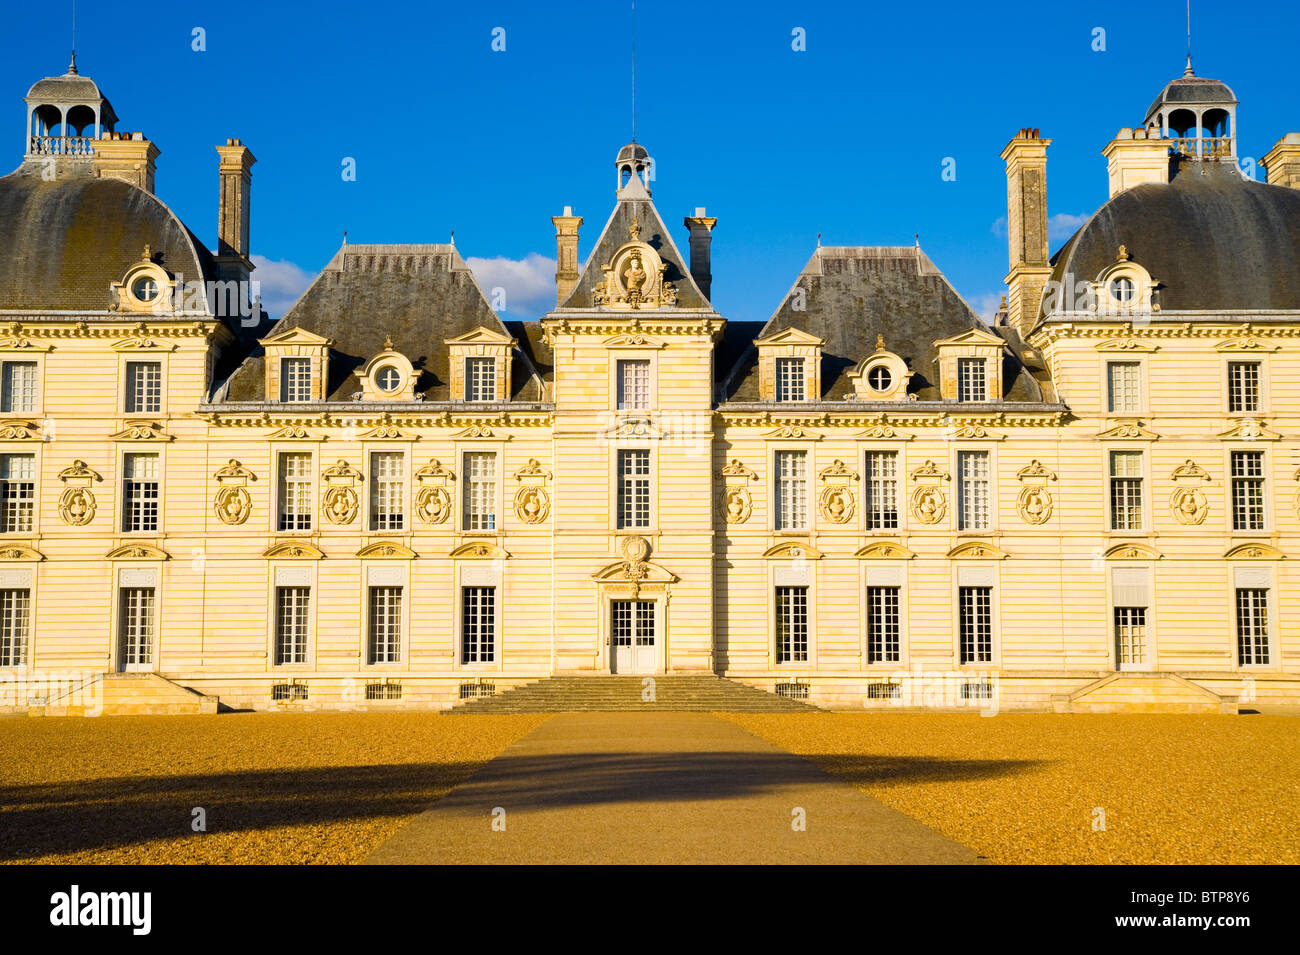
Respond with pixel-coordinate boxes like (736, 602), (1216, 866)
(364, 713), (981, 864)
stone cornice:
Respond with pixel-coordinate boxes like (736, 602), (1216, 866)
(716, 407), (1067, 429)
(198, 406), (555, 429)
(539, 314), (725, 342)
(1029, 319), (1300, 349)
(0, 318), (232, 345)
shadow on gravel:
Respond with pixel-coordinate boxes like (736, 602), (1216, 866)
(0, 751), (1040, 860)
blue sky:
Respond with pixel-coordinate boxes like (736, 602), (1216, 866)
(5, 0), (1298, 321)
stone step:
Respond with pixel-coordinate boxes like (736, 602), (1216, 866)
(448, 674), (818, 714)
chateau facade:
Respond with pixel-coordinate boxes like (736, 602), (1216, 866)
(2, 61), (1299, 712)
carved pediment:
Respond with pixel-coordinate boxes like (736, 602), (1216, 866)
(106, 543), (171, 560)
(1223, 543), (1284, 560)
(0, 421), (41, 440)
(450, 542), (511, 560)
(754, 327), (826, 348)
(1217, 418), (1279, 441)
(452, 424), (507, 440)
(1170, 459), (1211, 481)
(855, 542), (915, 559)
(593, 222), (678, 309)
(761, 541), (823, 560)
(949, 423), (1003, 441)
(259, 327), (334, 348)
(356, 541), (417, 559)
(854, 416), (913, 440)
(591, 559), (677, 584)
(761, 425), (822, 441)
(0, 544), (44, 561)
(909, 460), (950, 481)
(602, 333), (665, 349)
(947, 541), (1007, 559)
(267, 424), (316, 440)
(444, 326), (517, 348)
(1016, 460), (1057, 481)
(603, 415), (670, 441)
(1103, 542), (1162, 560)
(1096, 419), (1159, 440)
(932, 327), (1005, 349)
(262, 542), (325, 559)
(818, 459), (859, 481)
(110, 420), (174, 441)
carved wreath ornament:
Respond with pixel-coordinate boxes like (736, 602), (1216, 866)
(58, 460), (102, 526)
(212, 459), (256, 525)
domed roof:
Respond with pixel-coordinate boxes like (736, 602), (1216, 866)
(616, 141), (649, 164)
(0, 168), (214, 310)
(1145, 67), (1237, 122)
(1044, 163), (1300, 318)
(24, 63), (118, 127)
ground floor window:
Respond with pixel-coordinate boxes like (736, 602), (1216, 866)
(0, 588), (29, 667)
(1114, 607), (1146, 667)
(775, 586), (808, 664)
(958, 586), (992, 664)
(368, 586), (402, 664)
(1235, 588), (1270, 666)
(462, 586), (496, 664)
(274, 586), (310, 665)
(867, 586), (900, 664)
(119, 586), (155, 669)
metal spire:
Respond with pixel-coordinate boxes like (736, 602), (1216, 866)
(1184, 0), (1194, 75)
(631, 1), (637, 142)
(68, 0), (77, 74)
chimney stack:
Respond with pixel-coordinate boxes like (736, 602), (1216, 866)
(1000, 129), (1052, 333)
(93, 131), (159, 194)
(684, 208), (717, 301)
(552, 206), (582, 305)
(215, 139), (256, 286)
(1101, 127), (1170, 197)
(1263, 133), (1300, 189)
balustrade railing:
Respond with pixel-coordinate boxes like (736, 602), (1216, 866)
(27, 136), (96, 157)
(1170, 136), (1233, 158)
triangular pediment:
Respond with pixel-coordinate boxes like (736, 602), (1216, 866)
(755, 326), (825, 348)
(259, 327), (333, 348)
(558, 197), (709, 310)
(932, 326), (1005, 349)
(444, 326), (517, 347)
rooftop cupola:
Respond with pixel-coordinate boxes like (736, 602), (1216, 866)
(24, 56), (118, 159)
(615, 141), (652, 197)
(1143, 59), (1238, 160)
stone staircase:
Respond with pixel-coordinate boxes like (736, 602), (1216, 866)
(1054, 672), (1237, 714)
(32, 673), (220, 716)
(448, 674), (821, 714)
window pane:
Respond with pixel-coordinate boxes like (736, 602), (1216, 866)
(277, 452), (312, 531)
(1108, 450), (1143, 531)
(959, 586), (992, 664)
(368, 586), (402, 664)
(1235, 588), (1269, 666)
(1106, 361), (1140, 413)
(865, 452), (898, 530)
(274, 587), (310, 665)
(867, 586), (900, 663)
(957, 359), (987, 402)
(617, 449), (651, 528)
(0, 454), (35, 534)
(280, 358), (312, 402)
(775, 586), (808, 663)
(775, 450), (808, 531)
(617, 359), (651, 411)
(1114, 607), (1146, 665)
(0, 589), (30, 667)
(775, 358), (805, 402)
(462, 586), (496, 663)
(1, 362), (38, 413)
(119, 587), (155, 667)
(466, 358), (497, 401)
(463, 452), (496, 531)
(370, 452), (405, 531)
(125, 361), (162, 414)
(123, 453), (161, 532)
(1227, 362), (1260, 413)
(1231, 451), (1265, 531)
(957, 450), (990, 531)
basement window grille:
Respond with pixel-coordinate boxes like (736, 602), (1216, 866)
(775, 680), (809, 700)
(866, 681), (901, 700)
(961, 680), (994, 700)
(459, 680), (497, 700)
(271, 682), (308, 701)
(365, 681), (403, 701)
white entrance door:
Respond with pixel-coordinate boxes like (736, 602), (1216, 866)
(1114, 607), (1146, 672)
(611, 599), (656, 674)
(119, 586), (156, 672)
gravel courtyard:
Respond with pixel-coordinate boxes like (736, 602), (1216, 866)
(2, 711), (1294, 864)
(724, 713), (1300, 865)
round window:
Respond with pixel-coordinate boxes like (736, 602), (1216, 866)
(131, 275), (160, 303)
(867, 364), (893, 392)
(1109, 276), (1135, 304)
(375, 365), (401, 392)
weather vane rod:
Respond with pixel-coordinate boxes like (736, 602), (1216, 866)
(631, 1), (637, 142)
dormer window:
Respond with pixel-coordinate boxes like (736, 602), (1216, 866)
(131, 276), (160, 303)
(357, 338), (416, 401)
(280, 358), (312, 402)
(1091, 247), (1158, 314)
(775, 358), (806, 402)
(375, 365), (402, 394)
(1109, 277), (1135, 304)
(112, 248), (176, 313)
(466, 357), (497, 402)
(957, 358), (987, 402)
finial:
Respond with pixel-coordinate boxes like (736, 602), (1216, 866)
(68, 51), (78, 75)
(1000, 294), (1007, 309)
(628, 215), (641, 240)
(383, 334), (394, 351)
(1184, 55), (1194, 77)
(450, 229), (455, 247)
(1117, 244), (1130, 261)
(141, 244), (152, 261)
(874, 334), (886, 351)
(915, 233), (920, 250)
(342, 230), (347, 246)
(816, 233), (821, 248)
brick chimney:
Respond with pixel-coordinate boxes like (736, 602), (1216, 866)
(684, 208), (717, 301)
(552, 206), (582, 305)
(1101, 127), (1170, 197)
(215, 139), (256, 286)
(93, 132), (159, 193)
(1263, 133), (1300, 189)
(1000, 129), (1052, 333)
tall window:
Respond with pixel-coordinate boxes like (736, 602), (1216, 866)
(617, 449), (651, 529)
(867, 586), (900, 664)
(1106, 361), (1141, 414)
(463, 452), (496, 531)
(775, 450), (808, 531)
(775, 586), (808, 663)
(0, 362), (38, 413)
(617, 359), (651, 411)
(1235, 588), (1270, 666)
(370, 451), (405, 531)
(1114, 607), (1146, 667)
(122, 453), (160, 532)
(125, 361), (162, 414)
(775, 358), (805, 402)
(119, 587), (156, 669)
(280, 358), (312, 402)
(957, 358), (987, 402)
(466, 358), (497, 401)
(1231, 451), (1265, 532)
(959, 586), (992, 664)
(0, 454), (35, 534)
(865, 451), (899, 530)
(1227, 361), (1260, 413)
(277, 452), (312, 531)
(462, 586), (496, 664)
(274, 587), (310, 665)
(957, 450), (990, 531)
(368, 586), (402, 664)
(0, 589), (30, 667)
(1108, 450), (1143, 531)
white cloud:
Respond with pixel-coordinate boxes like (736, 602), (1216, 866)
(991, 212), (1090, 242)
(465, 252), (556, 318)
(971, 290), (1005, 324)
(250, 255), (317, 319)
(990, 216), (1008, 239)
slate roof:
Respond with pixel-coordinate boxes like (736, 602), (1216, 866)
(1145, 74), (1237, 120)
(559, 195), (711, 310)
(722, 246), (1044, 403)
(0, 164), (215, 311)
(1043, 160), (1300, 320)
(220, 244), (544, 403)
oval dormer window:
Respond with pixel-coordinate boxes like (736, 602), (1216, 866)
(131, 276), (160, 303)
(867, 365), (893, 392)
(375, 365), (401, 393)
(1109, 277), (1135, 304)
